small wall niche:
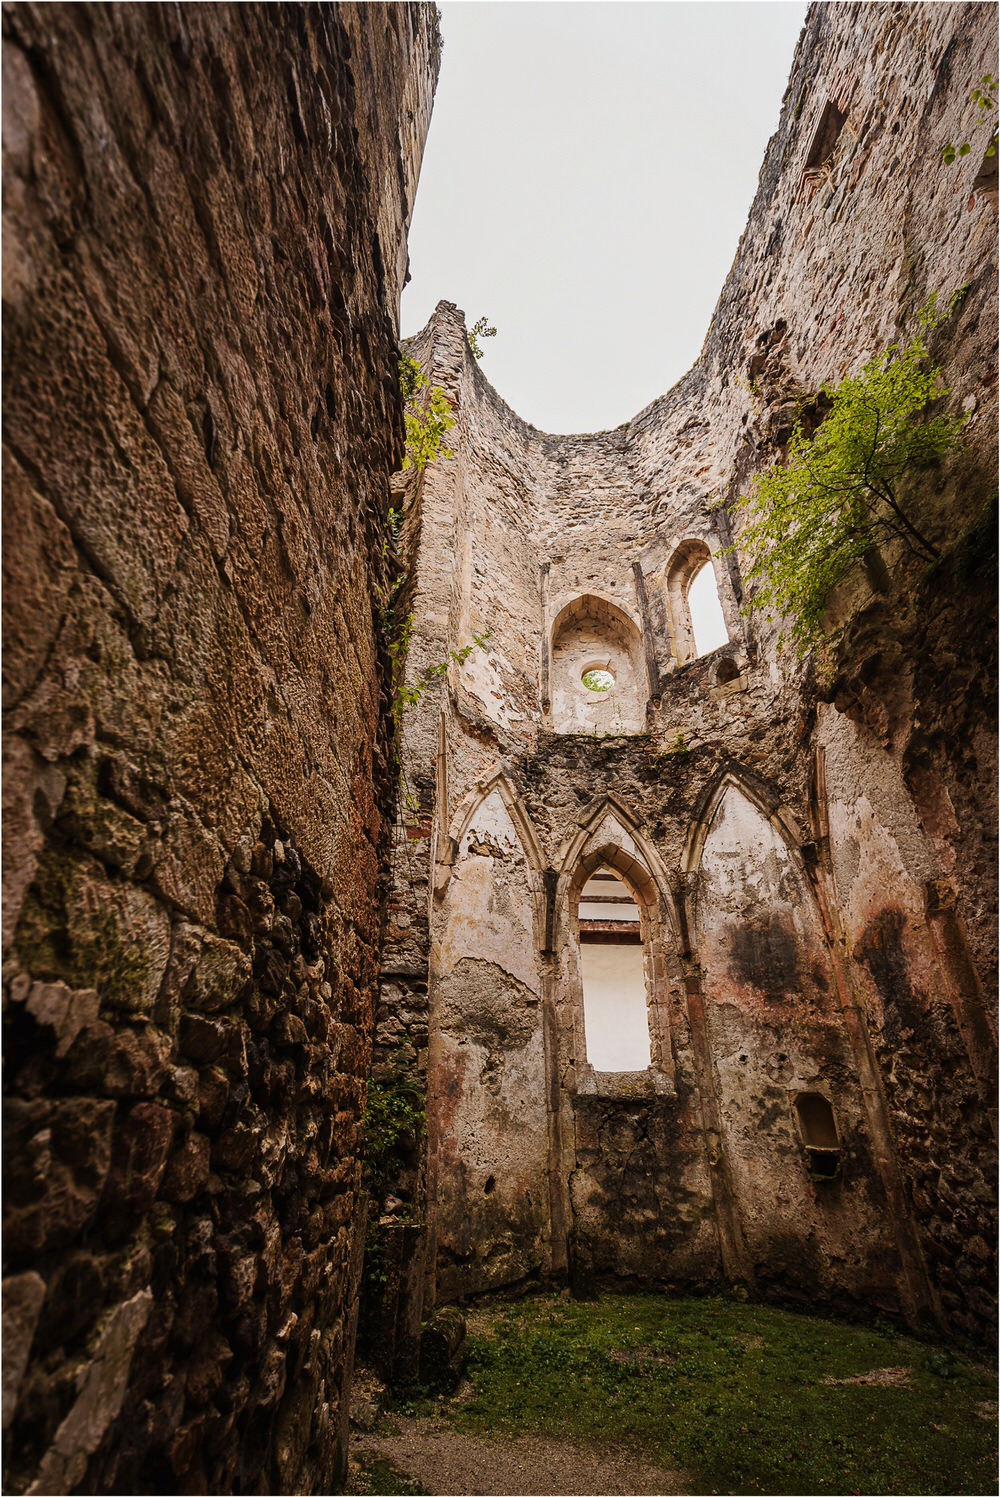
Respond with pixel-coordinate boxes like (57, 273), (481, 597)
(802, 99), (847, 184)
(793, 1092), (841, 1180)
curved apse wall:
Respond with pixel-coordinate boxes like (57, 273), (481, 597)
(378, 0), (997, 1351)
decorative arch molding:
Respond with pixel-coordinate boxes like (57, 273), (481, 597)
(680, 767), (815, 938)
(683, 768), (806, 875)
(555, 794), (681, 947)
(434, 767), (546, 902)
(549, 592), (643, 644)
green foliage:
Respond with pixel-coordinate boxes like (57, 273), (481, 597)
(942, 73), (998, 164)
(389, 615), (491, 730)
(360, 1066), (426, 1298)
(399, 353), (454, 472)
(735, 294), (969, 659)
(447, 1294), (997, 1497)
(467, 315), (497, 361)
(349, 1452), (426, 1495)
(363, 1067), (425, 1201)
(581, 668), (613, 692)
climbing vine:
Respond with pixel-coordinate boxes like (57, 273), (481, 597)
(942, 73), (997, 165)
(389, 618), (491, 730)
(360, 1064), (426, 1294)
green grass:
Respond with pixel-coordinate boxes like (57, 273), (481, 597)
(349, 1453), (427, 1495)
(445, 1295), (996, 1496)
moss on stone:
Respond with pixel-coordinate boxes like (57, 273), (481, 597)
(14, 845), (153, 1010)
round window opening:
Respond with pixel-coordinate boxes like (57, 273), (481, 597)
(582, 667), (615, 693)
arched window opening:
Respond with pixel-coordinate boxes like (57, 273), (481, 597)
(716, 656), (740, 686)
(793, 1092), (841, 1180)
(688, 562), (729, 658)
(578, 867), (651, 1071)
(664, 540), (730, 665)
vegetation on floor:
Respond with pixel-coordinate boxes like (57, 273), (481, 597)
(404, 1294), (996, 1497)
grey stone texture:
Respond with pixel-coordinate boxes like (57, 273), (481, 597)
(375, 0), (997, 1373)
(2, 4), (438, 1492)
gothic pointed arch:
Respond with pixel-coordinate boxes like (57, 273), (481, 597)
(426, 766), (550, 1298)
(682, 768), (806, 879)
(678, 763), (908, 1310)
(557, 793), (667, 892)
(554, 795), (678, 1087)
(444, 769), (545, 872)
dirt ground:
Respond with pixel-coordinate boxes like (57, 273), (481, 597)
(349, 1415), (690, 1496)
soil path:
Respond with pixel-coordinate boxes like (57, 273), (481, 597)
(351, 1415), (690, 1496)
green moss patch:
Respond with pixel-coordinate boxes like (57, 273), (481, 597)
(348, 1453), (427, 1495)
(446, 1295), (996, 1496)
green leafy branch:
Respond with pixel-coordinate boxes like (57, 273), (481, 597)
(468, 315), (498, 361)
(399, 353), (454, 471)
(734, 293), (970, 660)
(942, 73), (997, 164)
(360, 1065), (426, 1297)
(390, 617), (491, 728)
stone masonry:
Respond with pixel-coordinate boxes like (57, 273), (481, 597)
(371, 0), (998, 1381)
(2, 1), (997, 1491)
(2, 5), (438, 1492)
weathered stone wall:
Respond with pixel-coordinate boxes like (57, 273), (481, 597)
(2, 4), (437, 1491)
(382, 0), (996, 1351)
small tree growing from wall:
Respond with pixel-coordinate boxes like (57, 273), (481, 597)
(467, 315), (497, 360)
(735, 294), (969, 659)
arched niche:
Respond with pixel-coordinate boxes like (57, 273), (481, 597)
(686, 775), (903, 1309)
(427, 782), (550, 1301)
(665, 539), (730, 664)
(548, 595), (646, 735)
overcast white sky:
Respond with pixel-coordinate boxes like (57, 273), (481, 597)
(401, 1), (807, 434)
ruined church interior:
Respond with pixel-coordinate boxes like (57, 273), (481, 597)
(2, 2), (997, 1494)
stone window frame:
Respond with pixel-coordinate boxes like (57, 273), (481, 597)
(563, 841), (675, 1099)
(664, 538), (742, 667)
(663, 537), (735, 668)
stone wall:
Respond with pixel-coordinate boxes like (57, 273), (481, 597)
(378, 0), (997, 1359)
(2, 4), (437, 1491)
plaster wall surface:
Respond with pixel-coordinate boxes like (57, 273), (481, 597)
(2, 5), (438, 1491)
(379, 0), (997, 1352)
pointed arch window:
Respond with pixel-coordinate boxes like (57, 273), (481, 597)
(577, 866), (651, 1071)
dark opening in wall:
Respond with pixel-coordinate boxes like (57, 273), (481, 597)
(716, 657), (741, 685)
(973, 139), (998, 206)
(793, 1091), (841, 1180)
(803, 99), (847, 182)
